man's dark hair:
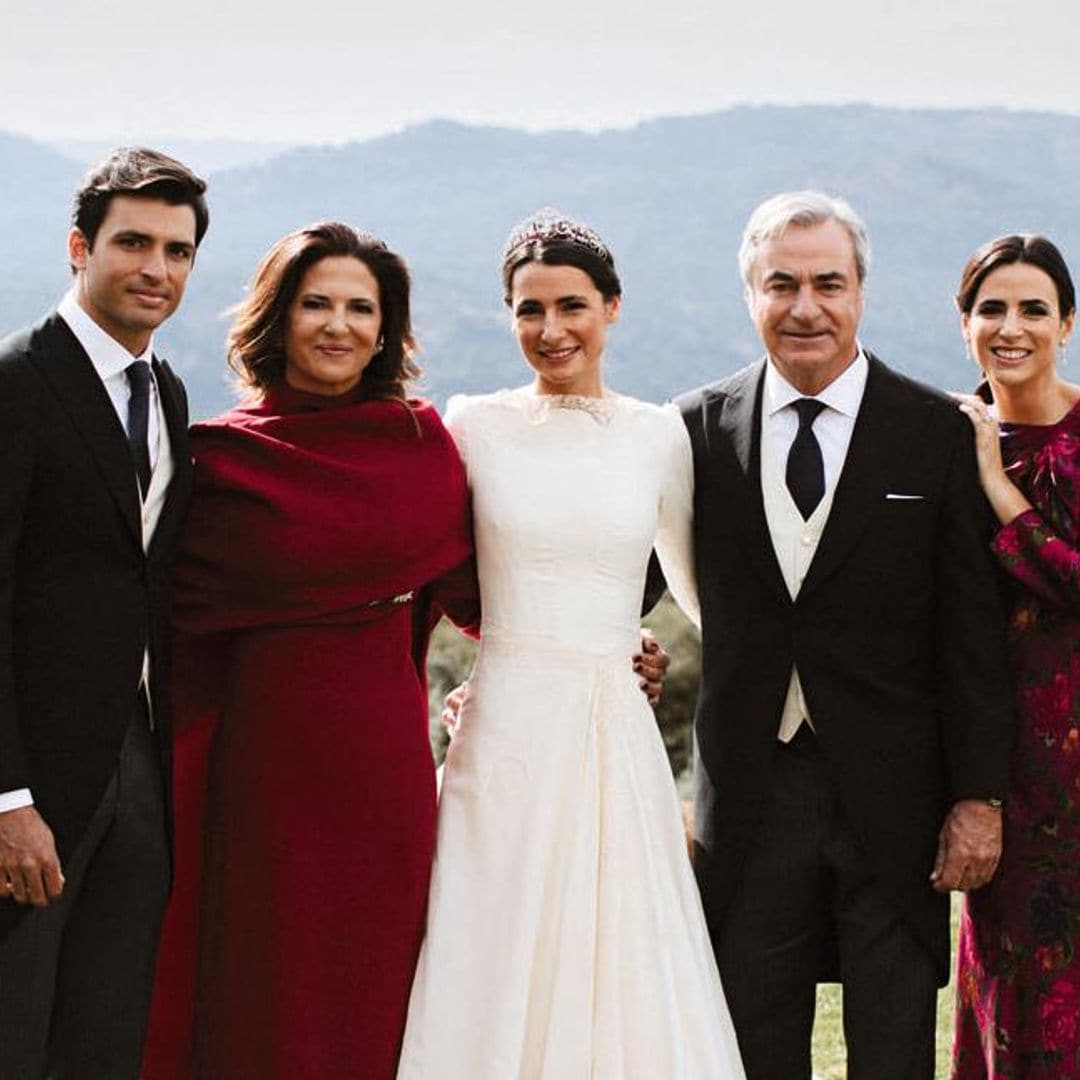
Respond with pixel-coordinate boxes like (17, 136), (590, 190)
(71, 146), (209, 250)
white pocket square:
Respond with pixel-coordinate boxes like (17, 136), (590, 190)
(885, 493), (925, 500)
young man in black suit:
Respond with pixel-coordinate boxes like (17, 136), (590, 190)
(678, 191), (1015, 1078)
(0, 148), (207, 1078)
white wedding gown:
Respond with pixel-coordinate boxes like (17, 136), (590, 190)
(397, 387), (745, 1079)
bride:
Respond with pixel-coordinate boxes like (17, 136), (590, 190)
(397, 210), (745, 1078)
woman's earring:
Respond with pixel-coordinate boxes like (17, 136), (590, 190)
(1059, 341), (1069, 366)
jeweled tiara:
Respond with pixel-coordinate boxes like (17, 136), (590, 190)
(502, 207), (612, 263)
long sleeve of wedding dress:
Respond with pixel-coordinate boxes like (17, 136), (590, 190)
(655, 404), (701, 630)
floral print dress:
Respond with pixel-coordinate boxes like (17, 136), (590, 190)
(954, 398), (1080, 1077)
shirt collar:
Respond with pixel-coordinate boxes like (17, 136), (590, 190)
(763, 345), (868, 419)
(58, 290), (154, 381)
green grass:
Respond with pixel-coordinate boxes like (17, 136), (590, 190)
(811, 895), (960, 1078)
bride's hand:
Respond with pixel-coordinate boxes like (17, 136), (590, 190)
(634, 630), (669, 708)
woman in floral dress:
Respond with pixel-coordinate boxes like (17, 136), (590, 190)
(952, 234), (1080, 1076)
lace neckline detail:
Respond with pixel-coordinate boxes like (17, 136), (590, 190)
(520, 389), (619, 426)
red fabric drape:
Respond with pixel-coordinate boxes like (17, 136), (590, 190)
(173, 386), (472, 635)
(144, 387), (472, 1079)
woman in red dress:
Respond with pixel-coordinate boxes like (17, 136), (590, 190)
(142, 222), (475, 1079)
(951, 235), (1080, 1077)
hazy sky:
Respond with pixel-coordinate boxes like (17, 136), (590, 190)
(2, 0), (1075, 143)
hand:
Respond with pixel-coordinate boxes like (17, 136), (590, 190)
(681, 800), (695, 864)
(633, 629), (670, 707)
(930, 799), (1002, 893)
(952, 392), (1031, 524)
(952, 393), (1004, 484)
(441, 681), (469, 739)
(0, 806), (65, 906)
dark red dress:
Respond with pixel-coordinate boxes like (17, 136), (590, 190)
(142, 385), (472, 1079)
(954, 398), (1080, 1077)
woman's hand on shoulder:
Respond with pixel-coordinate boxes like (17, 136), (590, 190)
(952, 392), (1004, 477)
(951, 392), (1032, 524)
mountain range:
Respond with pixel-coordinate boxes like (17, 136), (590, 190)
(2, 105), (1078, 420)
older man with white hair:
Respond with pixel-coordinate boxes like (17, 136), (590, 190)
(675, 190), (1015, 1077)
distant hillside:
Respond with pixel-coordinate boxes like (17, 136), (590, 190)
(0, 133), (83, 327)
(50, 137), (294, 177)
(4, 106), (1079, 419)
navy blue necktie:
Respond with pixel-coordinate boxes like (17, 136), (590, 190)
(786, 398), (827, 520)
(126, 360), (152, 497)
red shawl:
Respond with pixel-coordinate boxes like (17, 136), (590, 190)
(144, 386), (471, 1078)
(173, 384), (472, 636)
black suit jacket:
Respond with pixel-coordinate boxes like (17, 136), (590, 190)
(677, 354), (1014, 982)
(0, 312), (191, 936)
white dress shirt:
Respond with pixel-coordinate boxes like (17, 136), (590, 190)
(0, 293), (172, 813)
(760, 348), (869, 742)
(57, 291), (163, 472)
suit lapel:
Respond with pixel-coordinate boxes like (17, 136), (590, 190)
(31, 315), (142, 546)
(799, 355), (900, 598)
(148, 357), (191, 556)
(154, 358), (186, 453)
(711, 361), (789, 603)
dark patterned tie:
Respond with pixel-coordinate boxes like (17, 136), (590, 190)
(126, 360), (152, 497)
(786, 398), (827, 520)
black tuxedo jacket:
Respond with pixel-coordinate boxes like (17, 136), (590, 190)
(676, 354), (1015, 981)
(0, 312), (192, 935)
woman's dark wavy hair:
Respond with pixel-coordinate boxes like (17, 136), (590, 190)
(228, 221), (421, 400)
(956, 233), (1076, 318)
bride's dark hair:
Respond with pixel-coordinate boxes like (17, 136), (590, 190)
(501, 208), (622, 304)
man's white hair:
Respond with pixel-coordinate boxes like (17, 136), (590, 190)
(738, 190), (871, 286)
